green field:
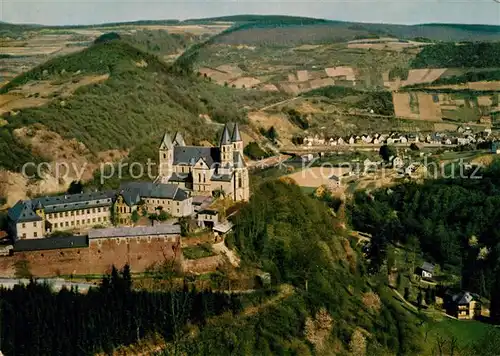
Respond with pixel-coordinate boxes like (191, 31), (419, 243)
(427, 318), (500, 349)
(182, 244), (215, 260)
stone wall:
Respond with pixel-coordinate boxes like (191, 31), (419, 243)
(0, 236), (180, 278)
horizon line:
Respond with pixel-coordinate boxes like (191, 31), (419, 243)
(2, 13), (500, 28)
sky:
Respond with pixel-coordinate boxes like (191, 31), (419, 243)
(1, 0), (499, 26)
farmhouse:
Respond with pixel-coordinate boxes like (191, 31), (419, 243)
(328, 175), (341, 190)
(445, 291), (482, 320)
(416, 261), (435, 280)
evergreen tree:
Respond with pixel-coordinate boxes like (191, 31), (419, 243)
(417, 290), (423, 310)
(67, 180), (83, 194)
(490, 260), (500, 324)
(404, 287), (410, 300)
(122, 264), (133, 292)
(425, 287), (433, 305)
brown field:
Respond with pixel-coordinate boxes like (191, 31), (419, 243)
(403, 68), (448, 86)
(286, 167), (350, 187)
(427, 81), (500, 91)
(215, 64), (244, 77)
(434, 123), (458, 131)
(198, 67), (238, 84)
(12, 74), (109, 97)
(260, 84), (279, 92)
(1, 46), (63, 56)
(229, 77), (261, 88)
(280, 83), (301, 95)
(0, 97), (48, 115)
(0, 74), (109, 114)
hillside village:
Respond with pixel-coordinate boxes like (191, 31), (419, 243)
(301, 126), (495, 147)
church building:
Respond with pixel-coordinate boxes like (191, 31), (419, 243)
(157, 123), (250, 202)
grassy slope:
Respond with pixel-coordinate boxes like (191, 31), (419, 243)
(429, 318), (500, 347)
(0, 40), (285, 171)
(175, 180), (426, 355)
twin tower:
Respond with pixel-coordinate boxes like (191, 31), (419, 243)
(158, 123), (249, 202)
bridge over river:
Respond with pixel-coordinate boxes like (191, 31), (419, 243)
(279, 143), (455, 155)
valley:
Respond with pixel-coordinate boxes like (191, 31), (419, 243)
(0, 13), (500, 356)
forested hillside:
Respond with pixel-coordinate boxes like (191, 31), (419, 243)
(185, 179), (425, 355)
(0, 265), (240, 355)
(204, 17), (500, 45)
(302, 86), (395, 116)
(348, 160), (500, 306)
(0, 38), (285, 172)
(411, 42), (500, 68)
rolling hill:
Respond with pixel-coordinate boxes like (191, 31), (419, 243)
(0, 37), (285, 173)
(195, 15), (500, 44)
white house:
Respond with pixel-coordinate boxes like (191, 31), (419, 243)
(328, 175), (341, 190)
(418, 262), (435, 280)
(391, 156), (405, 169)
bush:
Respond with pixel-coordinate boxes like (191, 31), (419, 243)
(182, 243), (214, 259)
(94, 32), (121, 44)
(388, 67), (409, 81)
(284, 108), (309, 129)
(158, 211), (169, 221)
(244, 142), (269, 160)
(265, 126), (278, 142)
(48, 230), (74, 238)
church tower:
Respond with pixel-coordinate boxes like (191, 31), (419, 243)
(231, 123), (243, 156)
(159, 132), (174, 178)
(173, 132), (186, 147)
(220, 124), (233, 167)
(233, 151), (250, 201)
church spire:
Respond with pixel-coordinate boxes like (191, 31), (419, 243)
(219, 124), (232, 146)
(159, 132), (173, 150)
(231, 122), (242, 142)
(173, 132), (186, 146)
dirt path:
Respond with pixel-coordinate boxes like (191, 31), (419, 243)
(242, 284), (294, 317)
(248, 154), (291, 170)
(111, 284), (294, 355)
(391, 288), (458, 320)
(258, 97), (300, 111)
